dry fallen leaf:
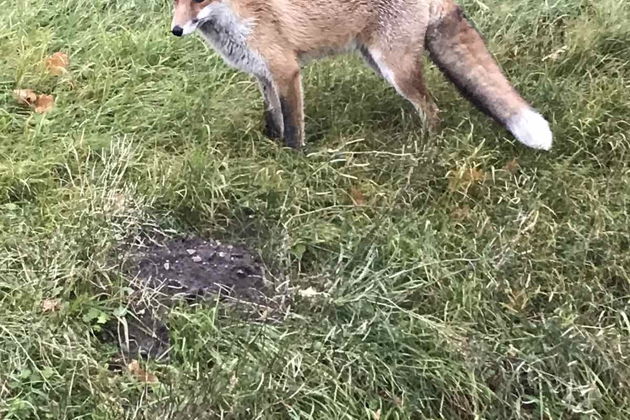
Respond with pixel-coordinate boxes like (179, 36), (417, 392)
(14, 90), (55, 114)
(503, 158), (520, 175)
(298, 287), (319, 298)
(13, 89), (38, 106)
(466, 168), (486, 183)
(451, 205), (471, 221)
(127, 360), (159, 384)
(259, 308), (270, 321)
(34, 94), (55, 114)
(41, 298), (61, 313)
(227, 373), (239, 392)
(372, 408), (381, 420)
(542, 45), (568, 62)
(349, 186), (366, 206)
(45, 52), (70, 76)
(107, 192), (127, 212)
(448, 167), (486, 192)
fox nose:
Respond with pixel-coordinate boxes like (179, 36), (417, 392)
(172, 26), (183, 37)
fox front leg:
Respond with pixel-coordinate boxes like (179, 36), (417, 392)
(268, 58), (305, 149)
(257, 77), (284, 140)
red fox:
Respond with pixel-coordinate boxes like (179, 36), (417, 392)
(171, 0), (553, 150)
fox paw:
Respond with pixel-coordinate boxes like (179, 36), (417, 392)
(263, 110), (282, 140)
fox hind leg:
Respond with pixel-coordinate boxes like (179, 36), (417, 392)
(267, 57), (305, 148)
(361, 46), (440, 129)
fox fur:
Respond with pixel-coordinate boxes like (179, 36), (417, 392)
(171, 0), (553, 150)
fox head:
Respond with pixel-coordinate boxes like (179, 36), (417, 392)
(171, 0), (217, 37)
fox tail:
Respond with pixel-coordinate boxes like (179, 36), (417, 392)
(426, 1), (552, 150)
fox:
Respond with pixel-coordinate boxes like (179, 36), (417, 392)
(170, 0), (553, 151)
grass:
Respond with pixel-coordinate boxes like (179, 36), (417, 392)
(1, 0), (629, 418)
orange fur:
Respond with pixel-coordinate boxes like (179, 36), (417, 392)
(171, 0), (552, 150)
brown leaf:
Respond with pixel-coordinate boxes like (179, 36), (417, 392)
(13, 89), (38, 106)
(451, 205), (471, 221)
(110, 193), (126, 212)
(503, 158), (520, 175)
(349, 186), (366, 206)
(127, 360), (159, 384)
(45, 52), (70, 76)
(466, 168), (486, 183)
(34, 94), (55, 114)
(448, 167), (486, 192)
(13, 90), (55, 114)
(41, 298), (61, 313)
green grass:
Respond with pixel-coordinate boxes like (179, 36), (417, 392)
(1, 0), (629, 418)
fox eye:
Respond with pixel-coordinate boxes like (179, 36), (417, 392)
(193, 0), (205, 3)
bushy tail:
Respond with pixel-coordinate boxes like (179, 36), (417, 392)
(425, 1), (552, 150)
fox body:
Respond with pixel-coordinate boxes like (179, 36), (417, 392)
(171, 0), (553, 150)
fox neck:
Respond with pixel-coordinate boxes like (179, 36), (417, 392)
(197, 2), (270, 79)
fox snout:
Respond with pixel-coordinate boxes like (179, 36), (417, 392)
(172, 17), (200, 37)
(170, 20), (198, 37)
(172, 0), (212, 37)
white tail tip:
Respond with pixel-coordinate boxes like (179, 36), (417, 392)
(506, 108), (553, 151)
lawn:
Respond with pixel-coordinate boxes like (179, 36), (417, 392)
(1, 0), (629, 418)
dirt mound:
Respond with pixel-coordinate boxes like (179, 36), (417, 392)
(102, 236), (282, 362)
(132, 237), (267, 304)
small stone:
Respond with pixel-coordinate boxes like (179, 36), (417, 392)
(192, 255), (202, 263)
(186, 249), (196, 255)
(163, 262), (170, 270)
(218, 252), (226, 258)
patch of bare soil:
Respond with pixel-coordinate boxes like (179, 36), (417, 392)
(102, 236), (284, 362)
(132, 237), (268, 303)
